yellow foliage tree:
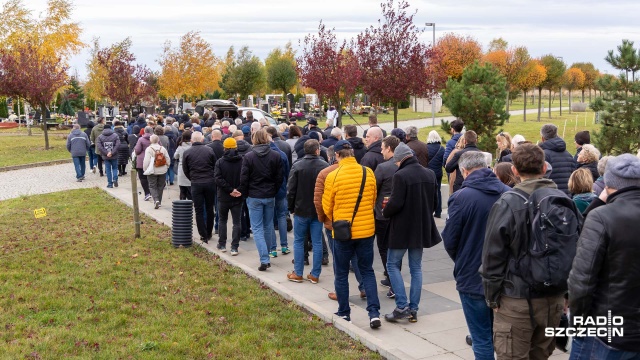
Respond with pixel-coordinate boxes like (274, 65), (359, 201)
(514, 60), (547, 121)
(563, 67), (585, 114)
(433, 33), (483, 81)
(484, 46), (531, 114)
(84, 38), (109, 103)
(157, 31), (222, 104)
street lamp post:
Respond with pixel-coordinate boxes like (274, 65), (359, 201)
(557, 56), (563, 116)
(426, 23), (436, 127)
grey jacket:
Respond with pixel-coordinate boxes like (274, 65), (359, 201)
(174, 143), (192, 187)
(96, 128), (120, 160)
(66, 129), (90, 157)
(373, 159), (398, 220)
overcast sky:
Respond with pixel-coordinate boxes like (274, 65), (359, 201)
(25, 0), (640, 80)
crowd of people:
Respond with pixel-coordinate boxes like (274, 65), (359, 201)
(66, 111), (640, 359)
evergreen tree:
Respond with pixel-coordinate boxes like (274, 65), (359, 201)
(0, 97), (8, 118)
(66, 77), (84, 111)
(442, 60), (509, 154)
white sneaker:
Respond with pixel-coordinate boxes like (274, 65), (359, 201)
(92, 167), (96, 174)
(144, 194), (152, 201)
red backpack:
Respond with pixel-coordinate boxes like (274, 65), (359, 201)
(153, 148), (167, 167)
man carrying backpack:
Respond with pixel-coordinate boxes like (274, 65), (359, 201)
(482, 143), (582, 360)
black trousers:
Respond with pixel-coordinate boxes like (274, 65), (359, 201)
(118, 164), (127, 175)
(375, 219), (391, 277)
(179, 186), (192, 200)
(240, 200), (251, 237)
(97, 156), (104, 175)
(218, 200), (242, 249)
(191, 182), (216, 239)
(136, 168), (150, 196)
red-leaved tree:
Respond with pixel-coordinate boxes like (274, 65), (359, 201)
(0, 42), (68, 148)
(297, 22), (361, 127)
(96, 38), (156, 118)
(356, 0), (436, 128)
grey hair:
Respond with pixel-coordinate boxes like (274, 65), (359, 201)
(250, 122), (261, 132)
(327, 145), (335, 159)
(221, 120), (230, 127)
(581, 144), (601, 163)
(211, 129), (223, 139)
(191, 131), (204, 143)
(144, 126), (154, 134)
(427, 130), (441, 144)
(331, 127), (342, 138)
(405, 126), (419, 139)
(164, 125), (173, 133)
(459, 151), (488, 171)
(511, 134), (526, 148)
(597, 155), (612, 176)
(150, 134), (159, 144)
(326, 118), (333, 127)
(540, 124), (558, 140)
(228, 124), (237, 133)
(235, 118), (243, 126)
(72, 124), (80, 130)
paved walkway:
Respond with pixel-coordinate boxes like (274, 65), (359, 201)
(0, 164), (570, 359)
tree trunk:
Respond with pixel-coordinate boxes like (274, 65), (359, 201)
(581, 89), (585, 102)
(537, 88), (543, 122)
(284, 90), (290, 123)
(523, 90), (527, 122)
(393, 102), (399, 129)
(42, 102), (50, 150)
(505, 85), (510, 122)
(568, 89), (572, 114)
(548, 91), (552, 118)
(131, 169), (141, 238)
(589, 89), (592, 102)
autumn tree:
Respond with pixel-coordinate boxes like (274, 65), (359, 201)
(514, 60), (546, 122)
(158, 31), (221, 105)
(356, 0), (435, 128)
(266, 45), (298, 120)
(442, 61), (508, 153)
(96, 38), (156, 118)
(487, 37), (508, 52)
(538, 55), (566, 119)
(570, 62), (598, 102)
(484, 46), (531, 115)
(218, 46), (265, 104)
(432, 33), (483, 82)
(563, 68), (585, 114)
(298, 23), (361, 127)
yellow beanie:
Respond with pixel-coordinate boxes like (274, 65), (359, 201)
(223, 137), (237, 149)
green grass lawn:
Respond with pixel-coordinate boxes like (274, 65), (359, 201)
(0, 188), (381, 359)
(0, 132), (69, 167)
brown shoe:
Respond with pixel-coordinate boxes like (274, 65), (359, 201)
(287, 272), (303, 282)
(306, 274), (319, 284)
(328, 292), (338, 301)
(360, 290), (367, 299)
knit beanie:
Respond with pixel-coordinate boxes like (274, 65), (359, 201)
(242, 125), (250, 135)
(604, 154), (640, 189)
(223, 137), (237, 149)
(393, 143), (413, 163)
(391, 128), (406, 142)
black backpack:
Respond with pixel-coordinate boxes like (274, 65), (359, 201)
(509, 187), (583, 295)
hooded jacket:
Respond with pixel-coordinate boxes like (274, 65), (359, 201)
(84, 121), (94, 142)
(214, 149), (244, 203)
(90, 122), (105, 144)
(66, 129), (91, 157)
(114, 126), (130, 165)
(239, 144), (283, 199)
(482, 178), (563, 304)
(442, 167), (511, 296)
(287, 154), (328, 217)
(383, 156), (441, 249)
(361, 140), (384, 171)
(96, 128), (120, 160)
(346, 137), (366, 163)
(236, 139), (251, 156)
(539, 137), (577, 195)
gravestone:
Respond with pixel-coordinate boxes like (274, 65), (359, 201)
(77, 111), (89, 126)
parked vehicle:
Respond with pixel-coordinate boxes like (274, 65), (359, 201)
(194, 99), (238, 119)
(237, 107), (278, 126)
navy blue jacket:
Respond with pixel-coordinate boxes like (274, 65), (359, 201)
(441, 167), (511, 296)
(539, 137), (576, 195)
(442, 133), (462, 165)
(427, 143), (445, 180)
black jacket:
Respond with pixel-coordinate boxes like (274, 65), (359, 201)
(374, 159), (397, 220)
(207, 140), (225, 160)
(286, 154), (329, 217)
(382, 157), (441, 249)
(239, 144), (283, 199)
(273, 138), (292, 167)
(405, 139), (430, 168)
(362, 125), (387, 139)
(578, 161), (599, 182)
(114, 127), (130, 165)
(427, 143), (445, 179)
(445, 144), (481, 193)
(568, 186), (640, 352)
(361, 140), (384, 171)
(539, 137), (576, 195)
(294, 136), (328, 163)
(347, 137), (366, 163)
(214, 149), (243, 203)
(482, 178), (562, 304)
(236, 139), (251, 156)
(182, 142), (218, 184)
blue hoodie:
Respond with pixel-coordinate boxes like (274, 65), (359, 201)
(269, 142), (290, 200)
(441, 167), (511, 296)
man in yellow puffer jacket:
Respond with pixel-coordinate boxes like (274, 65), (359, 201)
(322, 140), (381, 329)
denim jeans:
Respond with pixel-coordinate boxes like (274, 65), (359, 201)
(293, 215), (323, 278)
(327, 229), (363, 292)
(218, 200), (242, 249)
(104, 158), (118, 186)
(571, 336), (640, 360)
(87, 148), (97, 169)
(72, 156), (86, 179)
(333, 236), (380, 319)
(246, 197), (275, 265)
(166, 160), (176, 184)
(270, 196), (289, 251)
(387, 248), (423, 311)
(459, 292), (494, 360)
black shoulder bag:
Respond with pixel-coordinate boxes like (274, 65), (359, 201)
(332, 166), (366, 241)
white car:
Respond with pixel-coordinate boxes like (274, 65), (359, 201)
(237, 107), (278, 127)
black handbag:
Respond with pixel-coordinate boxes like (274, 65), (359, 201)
(332, 166), (366, 241)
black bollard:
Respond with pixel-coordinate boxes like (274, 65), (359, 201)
(172, 200), (193, 248)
